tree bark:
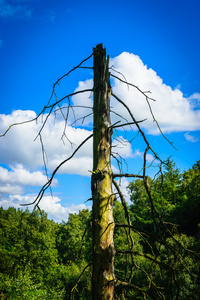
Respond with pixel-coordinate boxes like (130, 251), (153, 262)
(91, 44), (115, 299)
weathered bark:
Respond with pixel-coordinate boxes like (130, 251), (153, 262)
(91, 44), (115, 299)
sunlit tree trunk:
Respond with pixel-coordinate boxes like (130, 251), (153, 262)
(91, 44), (115, 299)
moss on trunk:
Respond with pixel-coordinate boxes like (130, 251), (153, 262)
(91, 44), (115, 300)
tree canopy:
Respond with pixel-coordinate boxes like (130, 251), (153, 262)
(0, 160), (199, 299)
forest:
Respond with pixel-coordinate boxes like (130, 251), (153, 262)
(0, 160), (200, 299)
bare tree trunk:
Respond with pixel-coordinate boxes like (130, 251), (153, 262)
(91, 44), (115, 299)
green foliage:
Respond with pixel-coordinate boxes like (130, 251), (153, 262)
(0, 269), (64, 300)
(113, 201), (144, 282)
(56, 209), (92, 264)
(0, 207), (58, 280)
(0, 160), (199, 299)
(126, 160), (200, 299)
(56, 209), (92, 299)
(158, 234), (200, 299)
(0, 207), (92, 299)
(172, 161), (200, 236)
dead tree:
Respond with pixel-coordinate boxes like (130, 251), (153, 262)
(92, 45), (115, 299)
(1, 43), (198, 300)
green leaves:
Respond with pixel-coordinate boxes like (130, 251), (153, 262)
(0, 161), (199, 299)
(56, 209), (92, 264)
(126, 160), (200, 299)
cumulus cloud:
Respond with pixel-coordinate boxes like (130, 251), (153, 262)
(0, 110), (93, 173)
(39, 196), (91, 223)
(0, 107), (134, 176)
(0, 184), (24, 195)
(0, 164), (48, 186)
(0, 107), (135, 204)
(0, 193), (91, 223)
(1, 51), (200, 216)
(110, 52), (200, 134)
(70, 79), (93, 127)
(0, 164), (56, 194)
(66, 52), (200, 134)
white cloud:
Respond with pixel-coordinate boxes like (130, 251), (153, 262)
(184, 132), (199, 143)
(0, 108), (135, 199)
(0, 110), (93, 173)
(0, 164), (55, 194)
(0, 110), (41, 168)
(0, 108), (134, 177)
(49, 156), (92, 176)
(65, 52), (200, 134)
(0, 184), (24, 195)
(39, 196), (91, 223)
(70, 79), (93, 126)
(0, 193), (91, 223)
(1, 51), (200, 209)
(110, 52), (200, 134)
(0, 165), (48, 186)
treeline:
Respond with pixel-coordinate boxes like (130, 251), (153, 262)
(0, 161), (199, 299)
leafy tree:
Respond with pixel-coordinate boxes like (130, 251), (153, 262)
(128, 160), (184, 234)
(161, 159), (182, 205)
(172, 160), (200, 237)
(127, 160), (200, 299)
(56, 209), (92, 264)
(157, 234), (200, 299)
(0, 207), (65, 299)
(0, 268), (65, 300)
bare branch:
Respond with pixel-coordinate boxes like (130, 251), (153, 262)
(0, 118), (38, 137)
(1, 50), (93, 138)
(78, 66), (93, 69)
(116, 250), (164, 267)
(0, 88), (93, 139)
(110, 66), (130, 90)
(71, 112), (93, 126)
(113, 173), (144, 179)
(112, 92), (163, 163)
(111, 151), (128, 175)
(111, 73), (156, 101)
(49, 52), (94, 105)
(34, 89), (93, 140)
(113, 179), (135, 282)
(20, 133), (93, 208)
(110, 109), (130, 123)
(111, 83), (176, 149)
(112, 119), (147, 129)
(71, 263), (92, 300)
(54, 105), (93, 113)
(116, 279), (151, 299)
(39, 134), (51, 192)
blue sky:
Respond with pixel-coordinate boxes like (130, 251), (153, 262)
(0, 0), (199, 222)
